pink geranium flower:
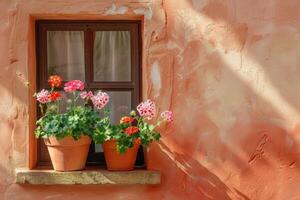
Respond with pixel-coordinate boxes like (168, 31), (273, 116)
(91, 91), (109, 110)
(36, 89), (50, 104)
(161, 110), (173, 122)
(137, 99), (156, 120)
(64, 80), (85, 93)
(80, 91), (93, 100)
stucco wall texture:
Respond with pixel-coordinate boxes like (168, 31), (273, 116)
(0, 0), (300, 199)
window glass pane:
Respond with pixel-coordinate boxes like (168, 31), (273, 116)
(93, 31), (131, 81)
(106, 91), (132, 123)
(47, 31), (85, 80)
(94, 91), (132, 152)
(95, 144), (103, 153)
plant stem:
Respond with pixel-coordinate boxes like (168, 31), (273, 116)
(155, 120), (163, 128)
(72, 92), (76, 108)
(39, 103), (44, 116)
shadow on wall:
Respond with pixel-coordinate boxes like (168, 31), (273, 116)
(157, 142), (251, 200)
(190, 0), (300, 168)
(150, 0), (300, 199)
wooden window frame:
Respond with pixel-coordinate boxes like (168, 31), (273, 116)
(36, 20), (143, 167)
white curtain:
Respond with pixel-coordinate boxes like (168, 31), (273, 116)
(93, 31), (131, 81)
(47, 30), (131, 82)
(47, 31), (85, 81)
(47, 31), (132, 116)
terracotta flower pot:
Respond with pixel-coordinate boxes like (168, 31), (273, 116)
(102, 140), (140, 171)
(44, 135), (91, 171)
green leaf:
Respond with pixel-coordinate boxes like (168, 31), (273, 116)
(35, 106), (100, 139)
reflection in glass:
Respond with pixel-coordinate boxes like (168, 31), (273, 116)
(58, 92), (85, 113)
(93, 31), (131, 81)
(47, 31), (85, 80)
(106, 91), (132, 124)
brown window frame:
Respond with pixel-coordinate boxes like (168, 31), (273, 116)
(36, 20), (143, 167)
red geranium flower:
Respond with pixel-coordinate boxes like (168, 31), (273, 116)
(50, 91), (61, 101)
(135, 138), (141, 146)
(120, 116), (134, 124)
(48, 75), (62, 88)
(125, 126), (139, 136)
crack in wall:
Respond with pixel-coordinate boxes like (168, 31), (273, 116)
(248, 132), (269, 165)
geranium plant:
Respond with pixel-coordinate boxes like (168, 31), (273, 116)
(34, 75), (109, 140)
(93, 99), (173, 153)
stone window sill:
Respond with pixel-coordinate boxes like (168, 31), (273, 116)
(15, 167), (161, 185)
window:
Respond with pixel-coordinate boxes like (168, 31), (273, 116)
(36, 20), (143, 167)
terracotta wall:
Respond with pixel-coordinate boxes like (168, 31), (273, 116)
(1, 0), (300, 199)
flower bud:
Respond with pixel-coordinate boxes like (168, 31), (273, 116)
(130, 110), (137, 117)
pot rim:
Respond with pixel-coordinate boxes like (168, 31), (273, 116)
(44, 135), (91, 147)
(103, 139), (140, 150)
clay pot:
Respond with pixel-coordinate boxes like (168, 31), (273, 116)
(102, 140), (140, 171)
(44, 135), (91, 171)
